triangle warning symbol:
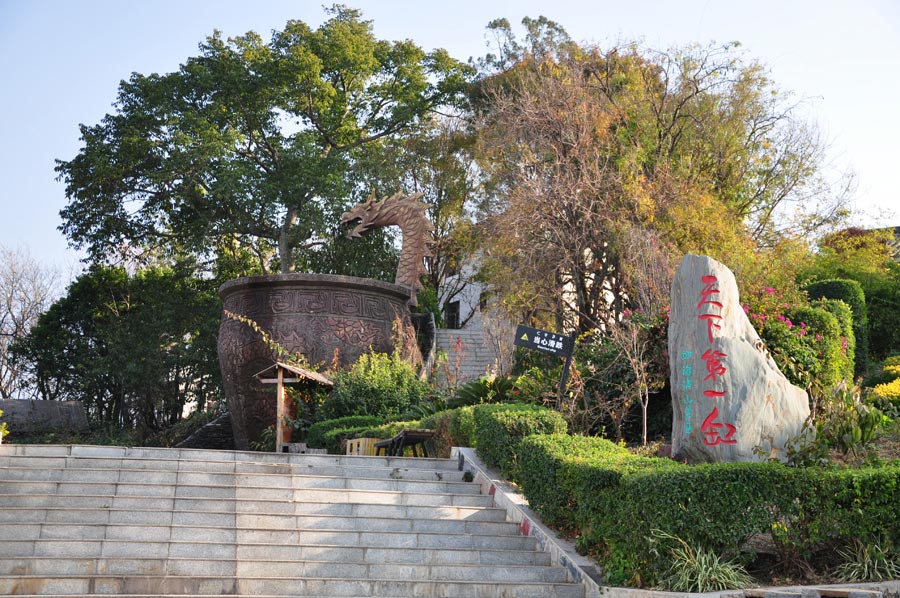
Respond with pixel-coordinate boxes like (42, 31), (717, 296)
(520, 333), (529, 342)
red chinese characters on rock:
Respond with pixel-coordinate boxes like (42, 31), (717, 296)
(697, 275), (724, 343)
(695, 274), (737, 447)
(701, 348), (727, 381)
(700, 407), (737, 446)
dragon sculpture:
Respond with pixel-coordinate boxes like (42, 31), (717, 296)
(341, 191), (434, 307)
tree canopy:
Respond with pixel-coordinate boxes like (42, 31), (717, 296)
(57, 6), (472, 274)
(472, 20), (851, 332)
(13, 264), (221, 435)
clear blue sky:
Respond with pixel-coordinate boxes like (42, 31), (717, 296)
(1, 0), (898, 268)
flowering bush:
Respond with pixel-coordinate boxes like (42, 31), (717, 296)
(872, 378), (900, 410)
(872, 356), (900, 411)
(744, 287), (854, 399)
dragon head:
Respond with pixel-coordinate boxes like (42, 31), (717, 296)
(340, 191), (380, 239)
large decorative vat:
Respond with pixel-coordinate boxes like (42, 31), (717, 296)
(218, 273), (412, 450)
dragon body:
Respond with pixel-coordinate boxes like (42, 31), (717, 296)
(341, 191), (434, 307)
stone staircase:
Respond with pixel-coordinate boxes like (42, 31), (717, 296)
(0, 444), (584, 597)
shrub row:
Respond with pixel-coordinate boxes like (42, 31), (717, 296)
(309, 403), (565, 459)
(473, 403), (568, 477)
(516, 434), (900, 585)
(420, 406), (476, 458)
(806, 278), (868, 375)
(306, 415), (386, 449)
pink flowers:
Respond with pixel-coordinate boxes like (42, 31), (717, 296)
(775, 314), (794, 329)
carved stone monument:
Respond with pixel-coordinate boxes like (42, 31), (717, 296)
(669, 254), (810, 463)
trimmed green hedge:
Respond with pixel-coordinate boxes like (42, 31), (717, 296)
(320, 425), (372, 454)
(818, 298), (855, 381)
(357, 420), (422, 439)
(516, 434), (631, 526)
(473, 403), (567, 477)
(420, 406), (477, 458)
(307, 415), (386, 449)
(806, 279), (868, 375)
(516, 434), (900, 585)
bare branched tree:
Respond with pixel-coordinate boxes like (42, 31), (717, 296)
(0, 245), (59, 399)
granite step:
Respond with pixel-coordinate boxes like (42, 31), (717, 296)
(0, 515), (522, 537)
(0, 575), (584, 597)
(0, 455), (468, 481)
(0, 502), (509, 523)
(0, 445), (585, 598)
(0, 489), (495, 509)
(0, 444), (461, 471)
(0, 470), (481, 495)
(0, 528), (539, 556)
(0, 557), (567, 581)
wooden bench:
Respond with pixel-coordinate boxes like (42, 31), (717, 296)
(374, 429), (435, 457)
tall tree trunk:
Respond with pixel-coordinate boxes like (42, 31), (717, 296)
(278, 207), (299, 274)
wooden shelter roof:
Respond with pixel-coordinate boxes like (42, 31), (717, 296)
(253, 362), (333, 387)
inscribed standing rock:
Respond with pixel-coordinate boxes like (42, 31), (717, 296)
(669, 254), (810, 463)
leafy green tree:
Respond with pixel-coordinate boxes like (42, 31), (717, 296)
(57, 6), (471, 274)
(13, 265), (221, 436)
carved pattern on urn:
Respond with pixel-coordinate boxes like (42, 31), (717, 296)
(218, 273), (413, 450)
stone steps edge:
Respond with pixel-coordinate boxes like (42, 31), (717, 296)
(0, 445), (460, 469)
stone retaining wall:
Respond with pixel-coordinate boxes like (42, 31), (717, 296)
(0, 399), (89, 434)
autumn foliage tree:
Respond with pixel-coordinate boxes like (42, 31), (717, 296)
(473, 20), (849, 333)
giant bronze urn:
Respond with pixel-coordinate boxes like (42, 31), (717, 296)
(218, 191), (433, 450)
(218, 274), (412, 450)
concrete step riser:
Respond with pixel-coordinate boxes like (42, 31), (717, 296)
(0, 576), (583, 597)
(0, 501), (505, 522)
(0, 558), (567, 582)
(0, 503), (508, 523)
(0, 541), (550, 575)
(0, 475), (481, 496)
(0, 445), (462, 471)
(0, 530), (537, 557)
(0, 516), (522, 537)
(0, 492), (495, 510)
(0, 457), (469, 481)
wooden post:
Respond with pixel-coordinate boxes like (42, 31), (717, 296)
(275, 366), (285, 453)
(555, 333), (577, 410)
